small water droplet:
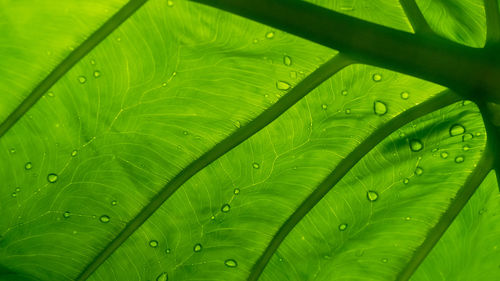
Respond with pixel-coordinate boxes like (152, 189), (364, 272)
(372, 73), (382, 82)
(265, 31), (275, 39)
(283, 55), (292, 66)
(321, 104), (328, 110)
(345, 108), (351, 114)
(24, 162), (32, 170)
(111, 200), (118, 206)
(165, 248), (171, 254)
(221, 204), (231, 213)
(252, 162), (260, 169)
(338, 223), (348, 231)
(78, 76), (87, 84)
(373, 101), (387, 116)
(47, 173), (58, 183)
(440, 151), (449, 159)
(15, 187), (20, 192)
(367, 190), (378, 202)
(149, 240), (158, 248)
(405, 216), (411, 221)
(99, 215), (110, 223)
(462, 133), (473, 142)
(193, 243), (202, 252)
(400, 91), (409, 99)
(431, 147), (439, 153)
(403, 178), (409, 184)
(449, 124), (465, 136)
(156, 272), (168, 281)
(462, 145), (470, 151)
(415, 166), (424, 176)
(210, 215), (215, 220)
(224, 259), (238, 268)
(93, 71), (101, 78)
(71, 150), (78, 157)
(11, 192), (17, 198)
(90, 60), (96, 65)
(63, 211), (71, 218)
(276, 81), (291, 91)
(462, 100), (472, 106)
(409, 139), (423, 152)
(381, 258), (388, 263)
(233, 121), (241, 128)
(47, 92), (55, 97)
(455, 156), (465, 163)
(475, 132), (481, 136)
(233, 188), (240, 195)
(9, 148), (15, 154)
(341, 90), (348, 96)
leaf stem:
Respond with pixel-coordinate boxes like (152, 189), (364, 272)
(246, 90), (462, 281)
(485, 0), (500, 46)
(191, 0), (500, 103)
(399, 0), (433, 35)
(75, 54), (353, 280)
(0, 0), (149, 139)
(396, 144), (494, 281)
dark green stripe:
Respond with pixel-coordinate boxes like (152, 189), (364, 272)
(399, 0), (433, 34)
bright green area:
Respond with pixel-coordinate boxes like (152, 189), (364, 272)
(0, 0), (498, 281)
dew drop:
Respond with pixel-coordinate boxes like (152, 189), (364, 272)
(381, 258), (388, 263)
(47, 173), (58, 183)
(321, 104), (328, 110)
(462, 100), (472, 106)
(372, 73), (382, 82)
(11, 192), (17, 198)
(93, 71), (101, 78)
(47, 92), (55, 97)
(345, 108), (351, 114)
(403, 178), (409, 184)
(405, 216), (411, 221)
(265, 31), (275, 39)
(373, 101), (387, 116)
(431, 148), (439, 153)
(463, 145), (470, 151)
(71, 150), (78, 157)
(233, 121), (241, 128)
(165, 248), (171, 254)
(449, 124), (465, 136)
(462, 133), (473, 142)
(455, 156), (465, 163)
(341, 89), (348, 96)
(233, 188), (240, 195)
(63, 211), (71, 219)
(409, 139), (423, 152)
(224, 259), (238, 268)
(99, 215), (110, 223)
(367, 190), (379, 202)
(156, 272), (168, 281)
(400, 91), (409, 99)
(276, 81), (291, 91)
(193, 243), (203, 252)
(283, 55), (292, 66)
(440, 151), (449, 159)
(15, 187), (20, 192)
(221, 204), (231, 213)
(24, 162), (32, 170)
(111, 200), (118, 206)
(78, 76), (87, 84)
(252, 162), (260, 169)
(149, 240), (158, 248)
(414, 166), (424, 176)
(90, 59), (96, 65)
(338, 223), (348, 231)
(9, 148), (15, 154)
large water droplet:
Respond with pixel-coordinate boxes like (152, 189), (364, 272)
(409, 139), (423, 152)
(224, 259), (238, 268)
(455, 156), (465, 163)
(193, 243), (202, 252)
(276, 81), (291, 91)
(283, 55), (292, 66)
(414, 166), (424, 176)
(265, 31), (275, 39)
(449, 124), (465, 136)
(400, 91), (409, 100)
(99, 215), (110, 223)
(221, 204), (231, 213)
(373, 101), (387, 116)
(338, 223), (348, 231)
(24, 162), (32, 170)
(156, 272), (168, 281)
(78, 76), (87, 84)
(372, 73), (382, 82)
(63, 211), (71, 219)
(367, 190), (378, 202)
(149, 240), (158, 248)
(47, 173), (58, 183)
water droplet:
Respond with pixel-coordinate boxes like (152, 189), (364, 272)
(475, 132), (481, 136)
(252, 162), (260, 169)
(455, 156), (465, 163)
(47, 92), (55, 97)
(265, 31), (275, 39)
(321, 104), (328, 110)
(415, 166), (424, 176)
(440, 151), (449, 159)
(233, 121), (241, 128)
(78, 76), (87, 84)
(405, 216), (411, 221)
(463, 145), (470, 151)
(15, 187), (20, 192)
(224, 259), (238, 268)
(63, 211), (71, 219)
(11, 192), (17, 198)
(165, 248), (171, 254)
(111, 200), (118, 206)
(276, 81), (291, 91)
(221, 204), (231, 213)
(93, 71), (101, 78)
(167, 0), (174, 7)
(367, 190), (378, 202)
(462, 100), (472, 106)
(193, 243), (202, 252)
(373, 101), (387, 116)
(403, 178), (409, 184)
(47, 173), (58, 183)
(9, 148), (15, 154)
(233, 188), (240, 195)
(283, 55), (292, 66)
(99, 215), (110, 223)
(462, 133), (473, 142)
(409, 139), (423, 152)
(400, 91), (409, 99)
(449, 124), (465, 136)
(431, 148), (439, 153)
(345, 108), (352, 114)
(381, 258), (388, 263)
(341, 90), (348, 96)
(24, 162), (32, 170)
(149, 240), (158, 248)
(338, 223), (348, 231)
(210, 215), (215, 220)
(372, 73), (382, 82)
(90, 60), (96, 65)
(71, 150), (78, 157)
(156, 272), (168, 281)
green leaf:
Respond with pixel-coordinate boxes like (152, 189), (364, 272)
(0, 0), (498, 281)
